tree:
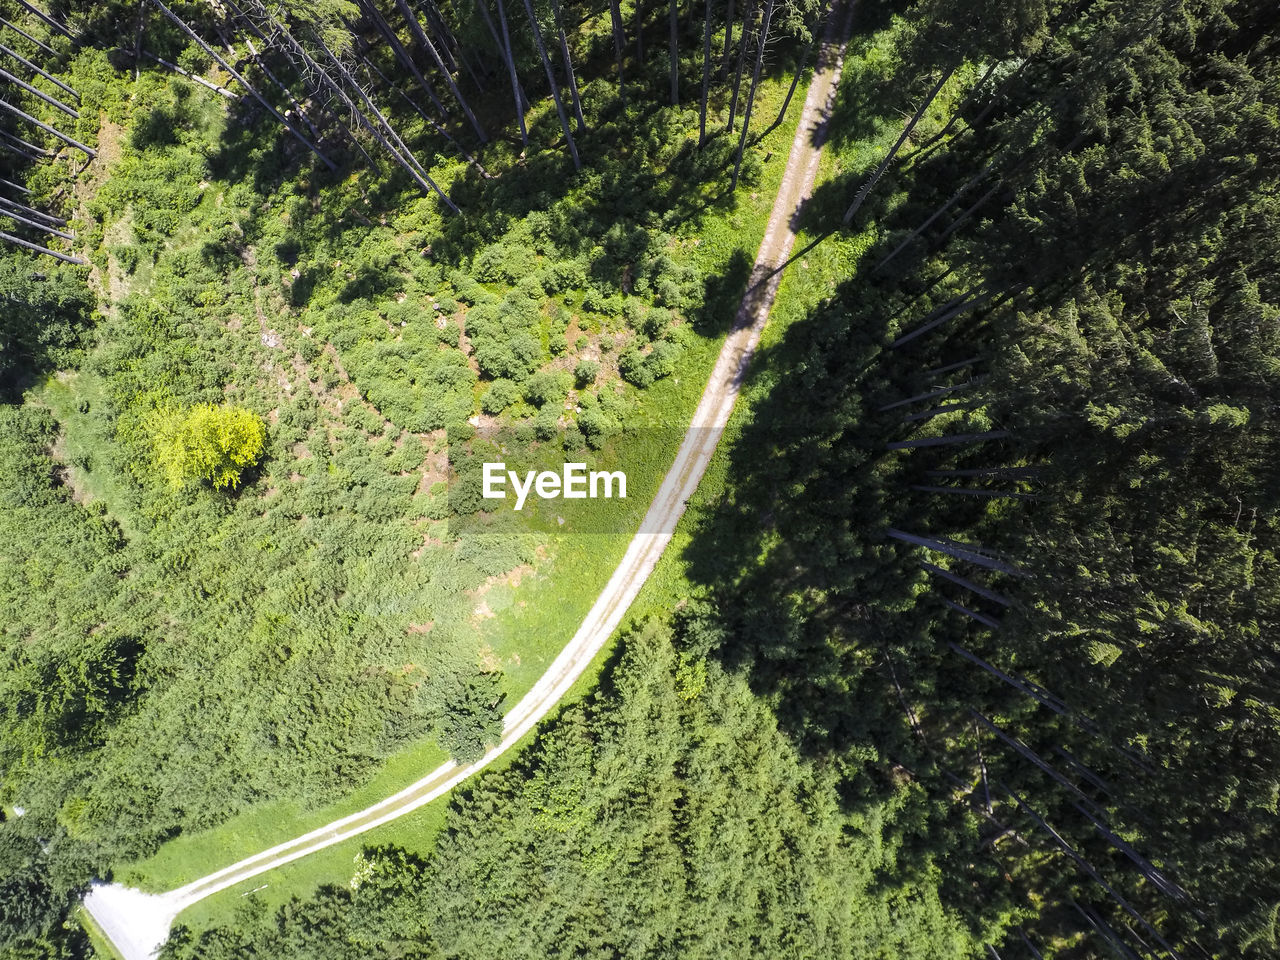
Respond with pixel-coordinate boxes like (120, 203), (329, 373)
(147, 404), (267, 491)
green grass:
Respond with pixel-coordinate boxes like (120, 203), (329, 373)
(77, 906), (127, 960)
(108, 72), (813, 934)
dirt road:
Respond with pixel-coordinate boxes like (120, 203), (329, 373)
(84, 7), (856, 955)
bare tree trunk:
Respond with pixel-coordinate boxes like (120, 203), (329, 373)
(311, 31), (460, 210)
(354, 0), (449, 118)
(903, 60), (998, 160)
(1004, 788), (1184, 960)
(0, 97), (94, 156)
(874, 161), (996, 272)
(697, 0), (711, 143)
(923, 561), (1011, 606)
(730, 0), (773, 189)
(0, 41), (79, 100)
(0, 194), (64, 225)
(148, 0), (336, 170)
(842, 65), (956, 225)
(138, 49), (236, 98)
(887, 430), (1009, 450)
(941, 597), (1001, 629)
(725, 0), (756, 131)
(392, 0), (487, 141)
(877, 376), (987, 412)
(520, 0), (580, 169)
(0, 176), (31, 194)
(0, 228), (82, 262)
(890, 289), (993, 349)
(887, 529), (1020, 575)
(923, 466), (1037, 479)
(910, 484), (1035, 500)
(357, 52), (492, 177)
(0, 66), (76, 117)
(476, 0), (529, 144)
(668, 0), (679, 104)
(920, 356), (980, 378)
(0, 17), (61, 57)
(608, 0), (627, 103)
(929, 179), (1002, 248)
(14, 0), (73, 40)
(721, 0), (735, 73)
(948, 644), (1069, 715)
(548, 0), (586, 131)
(488, 0), (529, 147)
(0, 129), (48, 160)
(903, 399), (978, 423)
(764, 25), (815, 136)
(0, 205), (73, 239)
(634, 0), (644, 60)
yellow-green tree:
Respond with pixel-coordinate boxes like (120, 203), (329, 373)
(149, 404), (266, 490)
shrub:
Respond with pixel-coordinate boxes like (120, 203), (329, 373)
(574, 359), (601, 387)
(523, 370), (571, 408)
(481, 379), (521, 414)
(147, 403), (266, 490)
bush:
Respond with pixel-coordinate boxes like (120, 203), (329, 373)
(481, 379), (521, 414)
(473, 332), (541, 380)
(147, 403), (266, 490)
(523, 370), (571, 408)
(574, 359), (601, 387)
(533, 405), (560, 441)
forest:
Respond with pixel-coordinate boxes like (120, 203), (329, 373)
(2, 0), (1278, 957)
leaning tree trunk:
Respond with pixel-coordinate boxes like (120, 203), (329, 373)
(520, 0), (580, 169)
(874, 161), (997, 271)
(0, 195), (65, 225)
(721, 0), (735, 73)
(878, 376), (988, 412)
(0, 65), (76, 117)
(0, 228), (83, 262)
(668, 0), (679, 104)
(548, 0), (586, 131)
(608, 0), (626, 103)
(767, 24), (816, 134)
(842, 64), (956, 225)
(0, 206), (72, 239)
(0, 97), (94, 157)
(0, 41), (80, 100)
(147, 0), (336, 170)
(887, 430), (1009, 451)
(697, 0), (711, 143)
(725, 0), (756, 131)
(357, 51), (492, 177)
(15, 0), (73, 40)
(0, 128), (48, 159)
(392, 0), (487, 142)
(0, 16), (61, 58)
(490, 0), (530, 148)
(730, 0), (774, 189)
(311, 31), (460, 211)
(890, 289), (993, 349)
(633, 0), (644, 60)
(355, 0), (449, 118)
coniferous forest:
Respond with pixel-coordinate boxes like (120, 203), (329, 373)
(1, 0), (1277, 958)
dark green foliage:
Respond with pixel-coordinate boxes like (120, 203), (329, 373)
(164, 622), (985, 960)
(573, 358), (600, 386)
(0, 256), (94, 397)
(436, 672), (505, 764)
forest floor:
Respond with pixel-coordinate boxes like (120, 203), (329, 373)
(83, 5), (859, 957)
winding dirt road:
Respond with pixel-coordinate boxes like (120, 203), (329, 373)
(84, 7), (856, 956)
